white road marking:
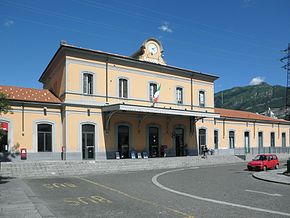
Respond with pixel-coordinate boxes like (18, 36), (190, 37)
(152, 167), (290, 217)
(245, 189), (282, 197)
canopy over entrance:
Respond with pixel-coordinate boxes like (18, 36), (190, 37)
(102, 104), (220, 119)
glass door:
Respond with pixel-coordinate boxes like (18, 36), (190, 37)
(82, 124), (95, 160)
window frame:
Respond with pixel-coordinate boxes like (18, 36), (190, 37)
(199, 90), (205, 107)
(176, 87), (183, 105)
(229, 130), (235, 149)
(82, 72), (94, 95)
(37, 123), (53, 152)
(149, 82), (158, 102)
(282, 132), (286, 148)
(214, 130), (219, 149)
(118, 78), (128, 99)
(258, 131), (263, 148)
(270, 132), (275, 148)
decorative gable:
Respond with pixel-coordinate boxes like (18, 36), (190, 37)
(131, 38), (166, 65)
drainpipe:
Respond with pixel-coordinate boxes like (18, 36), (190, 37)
(106, 58), (109, 104)
(22, 104), (25, 136)
(190, 76), (193, 110)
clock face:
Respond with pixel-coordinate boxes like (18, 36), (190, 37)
(148, 43), (158, 55)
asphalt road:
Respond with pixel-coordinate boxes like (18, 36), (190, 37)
(22, 162), (290, 218)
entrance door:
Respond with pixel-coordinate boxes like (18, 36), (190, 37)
(149, 127), (159, 157)
(0, 122), (8, 152)
(82, 124), (95, 160)
(118, 125), (130, 158)
(199, 129), (206, 153)
(244, 132), (250, 153)
(175, 128), (184, 156)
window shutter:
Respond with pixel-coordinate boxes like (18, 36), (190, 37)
(83, 74), (88, 94)
(89, 74), (93, 94)
(123, 79), (128, 98)
(119, 79), (122, 97)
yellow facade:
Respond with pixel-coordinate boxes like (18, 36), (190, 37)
(0, 38), (289, 161)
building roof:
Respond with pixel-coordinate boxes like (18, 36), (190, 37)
(39, 42), (219, 83)
(215, 108), (289, 124)
(0, 85), (61, 104)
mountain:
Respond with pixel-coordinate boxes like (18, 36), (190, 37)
(214, 82), (286, 119)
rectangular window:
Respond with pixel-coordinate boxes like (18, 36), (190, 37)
(149, 83), (157, 102)
(214, 130), (218, 149)
(229, 131), (235, 149)
(83, 73), (93, 95)
(258, 132), (263, 148)
(244, 132), (250, 153)
(176, 87), (183, 104)
(270, 132), (275, 147)
(119, 79), (128, 98)
(199, 91), (205, 107)
(282, 132), (286, 148)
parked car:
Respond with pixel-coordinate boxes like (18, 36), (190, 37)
(247, 154), (279, 171)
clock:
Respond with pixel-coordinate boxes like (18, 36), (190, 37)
(148, 43), (158, 55)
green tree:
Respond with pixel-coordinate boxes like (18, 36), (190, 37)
(0, 93), (12, 139)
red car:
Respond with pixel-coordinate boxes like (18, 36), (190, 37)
(247, 154), (279, 171)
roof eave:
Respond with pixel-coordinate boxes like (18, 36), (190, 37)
(41, 44), (219, 83)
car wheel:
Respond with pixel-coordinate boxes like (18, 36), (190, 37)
(263, 166), (267, 171)
(275, 164), (279, 169)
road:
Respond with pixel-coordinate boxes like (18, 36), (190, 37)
(21, 162), (290, 218)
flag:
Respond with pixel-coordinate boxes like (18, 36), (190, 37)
(153, 84), (161, 103)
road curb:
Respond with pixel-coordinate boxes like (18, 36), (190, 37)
(252, 171), (290, 185)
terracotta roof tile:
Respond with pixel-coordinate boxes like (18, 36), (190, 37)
(0, 85), (61, 104)
(215, 108), (288, 123)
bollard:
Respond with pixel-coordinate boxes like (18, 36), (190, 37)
(287, 158), (290, 173)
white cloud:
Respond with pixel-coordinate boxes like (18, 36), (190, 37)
(159, 22), (172, 33)
(250, 76), (265, 85)
(4, 20), (14, 27)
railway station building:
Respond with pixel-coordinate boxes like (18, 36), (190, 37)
(0, 38), (289, 161)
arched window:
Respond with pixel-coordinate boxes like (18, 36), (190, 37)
(119, 78), (128, 98)
(199, 91), (205, 107)
(149, 83), (157, 102)
(83, 73), (93, 95)
(229, 131), (235, 149)
(37, 124), (52, 152)
(176, 87), (183, 104)
(270, 132), (275, 147)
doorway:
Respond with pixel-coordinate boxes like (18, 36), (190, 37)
(149, 127), (159, 157)
(0, 122), (8, 152)
(118, 125), (130, 158)
(82, 124), (95, 160)
(175, 128), (184, 156)
(198, 128), (206, 153)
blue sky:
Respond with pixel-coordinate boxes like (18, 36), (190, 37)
(1, 0), (290, 92)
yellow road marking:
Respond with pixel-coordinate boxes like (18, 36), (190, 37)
(64, 195), (112, 206)
(77, 176), (194, 218)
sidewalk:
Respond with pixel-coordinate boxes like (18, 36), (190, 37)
(252, 167), (290, 185)
(0, 155), (244, 178)
(0, 177), (55, 218)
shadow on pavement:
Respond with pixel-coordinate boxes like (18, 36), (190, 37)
(0, 176), (14, 184)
